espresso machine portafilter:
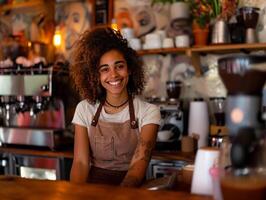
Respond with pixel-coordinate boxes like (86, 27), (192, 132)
(217, 55), (266, 199)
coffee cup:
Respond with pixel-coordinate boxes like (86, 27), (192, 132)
(162, 38), (174, 48)
(144, 33), (162, 49)
(129, 38), (141, 50)
(157, 130), (174, 142)
(175, 34), (190, 47)
(191, 147), (220, 196)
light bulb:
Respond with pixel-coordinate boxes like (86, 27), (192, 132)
(53, 28), (62, 47)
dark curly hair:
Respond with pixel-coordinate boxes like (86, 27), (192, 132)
(70, 26), (145, 104)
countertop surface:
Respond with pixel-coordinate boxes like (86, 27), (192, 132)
(0, 146), (195, 162)
(0, 176), (212, 200)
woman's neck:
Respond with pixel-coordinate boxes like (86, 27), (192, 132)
(106, 92), (129, 106)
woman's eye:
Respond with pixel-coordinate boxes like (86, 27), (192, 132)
(116, 64), (125, 70)
(99, 67), (109, 73)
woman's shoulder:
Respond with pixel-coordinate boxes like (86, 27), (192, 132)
(76, 99), (100, 113)
(133, 96), (160, 112)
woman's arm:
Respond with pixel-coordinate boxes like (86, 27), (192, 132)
(70, 124), (90, 183)
(120, 123), (159, 187)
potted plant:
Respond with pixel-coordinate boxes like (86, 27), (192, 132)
(187, 0), (214, 46)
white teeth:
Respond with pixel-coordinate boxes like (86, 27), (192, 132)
(109, 80), (121, 86)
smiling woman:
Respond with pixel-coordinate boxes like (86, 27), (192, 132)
(69, 26), (161, 187)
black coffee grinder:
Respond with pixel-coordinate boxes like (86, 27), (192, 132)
(218, 55), (266, 199)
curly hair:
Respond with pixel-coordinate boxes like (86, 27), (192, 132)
(70, 26), (145, 104)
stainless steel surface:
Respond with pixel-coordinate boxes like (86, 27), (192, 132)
(11, 155), (61, 180)
(0, 128), (62, 149)
(1, 98), (65, 128)
(147, 159), (187, 179)
(211, 20), (230, 44)
(246, 28), (257, 43)
(0, 74), (51, 96)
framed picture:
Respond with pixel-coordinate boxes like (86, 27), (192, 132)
(55, 0), (94, 58)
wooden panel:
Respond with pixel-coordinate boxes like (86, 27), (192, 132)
(0, 176), (212, 200)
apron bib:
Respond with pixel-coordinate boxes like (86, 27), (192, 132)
(88, 96), (139, 185)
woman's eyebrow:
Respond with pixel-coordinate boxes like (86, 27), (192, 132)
(99, 60), (125, 68)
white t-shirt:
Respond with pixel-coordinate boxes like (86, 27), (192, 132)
(72, 97), (161, 132)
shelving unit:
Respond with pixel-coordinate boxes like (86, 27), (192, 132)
(137, 43), (266, 76)
(0, 0), (44, 12)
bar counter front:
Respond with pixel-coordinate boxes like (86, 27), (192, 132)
(0, 176), (212, 200)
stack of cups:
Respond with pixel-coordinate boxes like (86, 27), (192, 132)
(188, 99), (209, 148)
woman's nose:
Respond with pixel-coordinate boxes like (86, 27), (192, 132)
(110, 68), (118, 77)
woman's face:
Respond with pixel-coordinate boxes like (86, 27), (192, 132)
(98, 50), (129, 98)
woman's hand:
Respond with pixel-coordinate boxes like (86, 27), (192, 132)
(120, 123), (159, 187)
(70, 124), (90, 183)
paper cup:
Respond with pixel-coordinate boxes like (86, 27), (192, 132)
(191, 147), (220, 195)
(188, 100), (209, 148)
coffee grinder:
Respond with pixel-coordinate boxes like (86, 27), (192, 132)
(217, 55), (266, 199)
(238, 7), (260, 43)
(209, 97), (227, 147)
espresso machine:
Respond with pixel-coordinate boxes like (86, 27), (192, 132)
(0, 62), (75, 150)
(149, 81), (184, 151)
(217, 55), (266, 199)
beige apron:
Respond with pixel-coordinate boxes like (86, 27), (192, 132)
(88, 96), (139, 185)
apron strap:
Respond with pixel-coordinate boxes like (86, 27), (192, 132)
(128, 95), (138, 129)
(91, 100), (105, 126)
(91, 96), (138, 129)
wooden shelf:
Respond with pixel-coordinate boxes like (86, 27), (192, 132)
(190, 43), (266, 54)
(137, 43), (266, 56)
(137, 47), (189, 56)
(137, 43), (266, 76)
(0, 0), (44, 12)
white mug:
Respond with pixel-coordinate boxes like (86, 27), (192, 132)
(157, 130), (174, 142)
(145, 33), (162, 49)
(191, 147), (220, 196)
(129, 38), (142, 50)
(175, 34), (190, 47)
(162, 38), (174, 48)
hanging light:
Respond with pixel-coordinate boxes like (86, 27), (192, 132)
(53, 27), (62, 47)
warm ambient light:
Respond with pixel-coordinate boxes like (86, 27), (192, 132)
(111, 18), (118, 31)
(53, 28), (62, 47)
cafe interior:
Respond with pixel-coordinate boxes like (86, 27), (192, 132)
(0, 0), (266, 199)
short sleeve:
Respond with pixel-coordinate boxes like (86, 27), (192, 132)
(139, 103), (161, 128)
(72, 100), (93, 127)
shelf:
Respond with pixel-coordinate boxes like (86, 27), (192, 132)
(137, 43), (266, 76)
(137, 43), (266, 56)
(0, 0), (44, 12)
(137, 47), (189, 56)
(190, 43), (266, 54)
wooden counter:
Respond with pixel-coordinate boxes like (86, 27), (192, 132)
(0, 146), (195, 162)
(0, 176), (212, 200)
